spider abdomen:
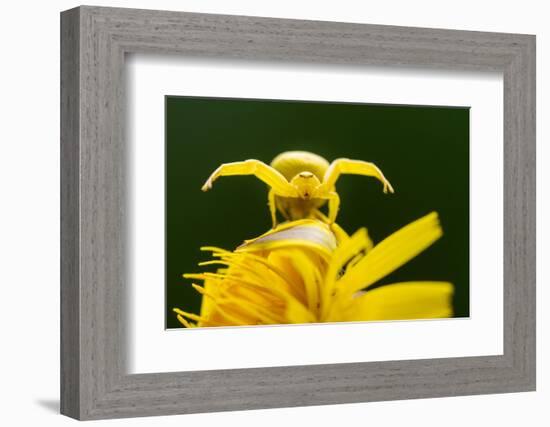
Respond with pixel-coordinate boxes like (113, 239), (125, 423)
(270, 151), (329, 182)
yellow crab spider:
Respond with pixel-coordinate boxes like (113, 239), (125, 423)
(201, 150), (394, 227)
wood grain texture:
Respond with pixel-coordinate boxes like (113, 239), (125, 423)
(60, 5), (536, 420)
(60, 7), (80, 419)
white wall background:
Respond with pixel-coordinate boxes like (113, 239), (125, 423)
(0, 0), (546, 425)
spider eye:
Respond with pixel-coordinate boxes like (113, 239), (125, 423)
(299, 172), (314, 178)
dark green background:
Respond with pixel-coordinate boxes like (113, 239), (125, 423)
(165, 96), (470, 329)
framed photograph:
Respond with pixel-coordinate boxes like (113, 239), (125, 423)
(60, 6), (535, 420)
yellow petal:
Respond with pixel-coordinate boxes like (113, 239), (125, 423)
(198, 276), (220, 322)
(321, 227), (372, 318)
(340, 281), (453, 321)
(326, 228), (372, 285)
(337, 212), (443, 294)
(285, 249), (322, 315)
(311, 210), (351, 243)
(264, 250), (307, 304)
(284, 297), (317, 324)
(236, 219), (337, 260)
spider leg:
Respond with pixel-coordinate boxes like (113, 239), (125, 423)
(315, 191), (340, 224)
(278, 201), (291, 221)
(312, 208), (350, 242)
(201, 159), (297, 197)
(327, 191), (340, 224)
(268, 188), (278, 228)
(321, 158), (394, 194)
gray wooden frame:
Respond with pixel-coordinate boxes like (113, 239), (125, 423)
(60, 5), (536, 420)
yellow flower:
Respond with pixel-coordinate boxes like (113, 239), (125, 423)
(174, 212), (453, 327)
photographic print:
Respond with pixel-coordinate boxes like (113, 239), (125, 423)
(60, 8), (535, 418)
(166, 96), (469, 329)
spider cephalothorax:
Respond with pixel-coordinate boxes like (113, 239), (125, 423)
(202, 150), (394, 227)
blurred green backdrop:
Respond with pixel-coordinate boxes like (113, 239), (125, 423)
(165, 96), (469, 329)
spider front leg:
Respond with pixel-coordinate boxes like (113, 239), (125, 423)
(322, 158), (395, 194)
(201, 159), (298, 226)
(317, 191), (340, 224)
(201, 159), (298, 196)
